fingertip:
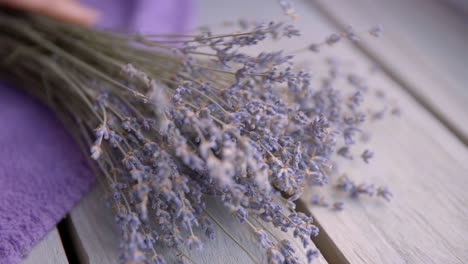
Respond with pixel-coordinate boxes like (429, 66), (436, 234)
(37, 1), (101, 26)
(59, 2), (101, 26)
(79, 6), (100, 26)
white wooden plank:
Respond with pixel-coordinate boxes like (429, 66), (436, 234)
(66, 2), (331, 264)
(199, 0), (468, 262)
(267, 1), (468, 263)
(21, 228), (68, 264)
(301, 67), (468, 263)
(69, 185), (327, 264)
(310, 0), (468, 143)
(68, 0), (468, 263)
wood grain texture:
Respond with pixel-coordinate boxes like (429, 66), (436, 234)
(21, 228), (68, 264)
(200, 0), (468, 262)
(311, 0), (468, 143)
(66, 1), (332, 263)
(283, 1), (468, 263)
(302, 83), (468, 263)
(68, 0), (468, 263)
(69, 186), (327, 264)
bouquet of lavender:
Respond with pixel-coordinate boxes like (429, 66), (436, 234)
(0, 5), (391, 264)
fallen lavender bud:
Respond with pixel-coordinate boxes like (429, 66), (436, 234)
(333, 201), (345, 211)
(369, 24), (383, 37)
(377, 186), (393, 201)
(361, 149), (374, 163)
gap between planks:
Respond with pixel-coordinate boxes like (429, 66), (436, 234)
(296, 200), (349, 264)
(57, 216), (83, 264)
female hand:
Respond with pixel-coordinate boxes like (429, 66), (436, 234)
(0, 0), (99, 25)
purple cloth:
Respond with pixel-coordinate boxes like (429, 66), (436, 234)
(0, 1), (194, 263)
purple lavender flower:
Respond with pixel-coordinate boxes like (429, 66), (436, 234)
(351, 183), (375, 198)
(151, 255), (167, 264)
(345, 26), (360, 42)
(377, 186), (393, 201)
(306, 248), (319, 263)
(0, 10), (396, 263)
(254, 228), (273, 248)
(187, 235), (203, 251)
(308, 44), (320, 52)
(333, 201), (345, 211)
(337, 175), (355, 192)
(326, 33), (341, 45)
(369, 24), (383, 37)
(361, 149), (374, 163)
(267, 246), (285, 264)
(278, 0), (297, 19)
(338, 146), (353, 159)
(205, 227), (215, 240)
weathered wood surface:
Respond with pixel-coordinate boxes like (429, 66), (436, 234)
(21, 228), (68, 264)
(284, 1), (468, 263)
(66, 0), (468, 263)
(69, 186), (327, 264)
(200, 0), (468, 262)
(311, 0), (468, 143)
(66, 1), (331, 263)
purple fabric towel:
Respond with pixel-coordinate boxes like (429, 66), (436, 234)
(0, 1), (194, 263)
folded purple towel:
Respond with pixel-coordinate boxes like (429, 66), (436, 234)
(0, 1), (194, 263)
(0, 82), (95, 263)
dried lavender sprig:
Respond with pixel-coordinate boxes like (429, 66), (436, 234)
(307, 25), (383, 53)
(0, 8), (392, 263)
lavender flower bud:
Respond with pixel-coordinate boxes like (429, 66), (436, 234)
(187, 235), (203, 251)
(377, 186), (393, 201)
(90, 145), (102, 160)
(326, 33), (341, 45)
(306, 248), (319, 263)
(369, 24), (383, 37)
(333, 201), (344, 211)
(361, 149), (374, 163)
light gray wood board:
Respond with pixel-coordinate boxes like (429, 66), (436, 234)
(443, 0), (468, 16)
(70, 0), (468, 263)
(66, 1), (331, 263)
(21, 228), (68, 264)
(264, 1), (468, 263)
(66, 1), (328, 264)
(200, 0), (468, 262)
(69, 186), (327, 264)
(302, 65), (468, 264)
(310, 0), (468, 142)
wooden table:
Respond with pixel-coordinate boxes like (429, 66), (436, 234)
(21, 0), (468, 263)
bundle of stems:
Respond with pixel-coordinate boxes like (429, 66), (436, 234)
(0, 7), (390, 264)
